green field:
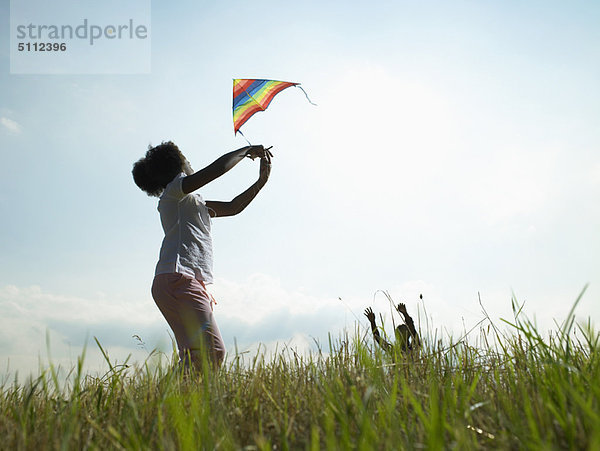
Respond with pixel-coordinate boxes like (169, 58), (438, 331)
(1, 292), (598, 450)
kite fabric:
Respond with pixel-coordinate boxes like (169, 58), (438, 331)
(232, 78), (315, 136)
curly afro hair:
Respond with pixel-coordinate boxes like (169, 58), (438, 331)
(132, 141), (186, 197)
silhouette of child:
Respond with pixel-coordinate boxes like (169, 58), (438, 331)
(364, 302), (420, 353)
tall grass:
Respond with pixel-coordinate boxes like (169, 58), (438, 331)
(1, 291), (598, 450)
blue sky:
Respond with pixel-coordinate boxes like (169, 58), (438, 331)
(1, 0), (599, 376)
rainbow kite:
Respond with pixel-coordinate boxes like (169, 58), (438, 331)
(233, 78), (315, 137)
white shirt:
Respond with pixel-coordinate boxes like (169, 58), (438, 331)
(154, 173), (214, 283)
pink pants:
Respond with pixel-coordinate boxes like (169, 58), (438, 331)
(151, 273), (226, 368)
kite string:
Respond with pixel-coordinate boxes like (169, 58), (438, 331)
(296, 85), (317, 106)
(237, 129), (252, 145)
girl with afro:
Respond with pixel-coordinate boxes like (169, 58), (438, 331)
(132, 141), (272, 370)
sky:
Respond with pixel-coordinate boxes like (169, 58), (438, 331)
(1, 0), (599, 377)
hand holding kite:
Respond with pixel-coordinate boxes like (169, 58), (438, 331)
(244, 144), (265, 160)
(259, 151), (272, 184)
(244, 144), (274, 161)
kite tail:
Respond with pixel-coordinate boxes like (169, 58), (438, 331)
(237, 129), (252, 145)
(296, 85), (317, 106)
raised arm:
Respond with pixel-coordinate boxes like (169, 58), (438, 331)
(181, 145), (265, 194)
(205, 150), (272, 218)
(364, 307), (392, 352)
(396, 303), (420, 347)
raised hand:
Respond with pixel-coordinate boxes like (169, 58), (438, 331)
(396, 303), (408, 315)
(364, 307), (376, 323)
(244, 145), (263, 160)
(259, 150), (271, 183)
(245, 145), (273, 161)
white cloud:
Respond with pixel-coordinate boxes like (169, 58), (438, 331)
(0, 116), (22, 134)
(211, 273), (340, 323)
(2, 273), (596, 379)
(0, 276), (443, 376)
(0, 284), (159, 326)
(207, 274), (357, 352)
(0, 285), (165, 378)
(0, 278), (349, 377)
